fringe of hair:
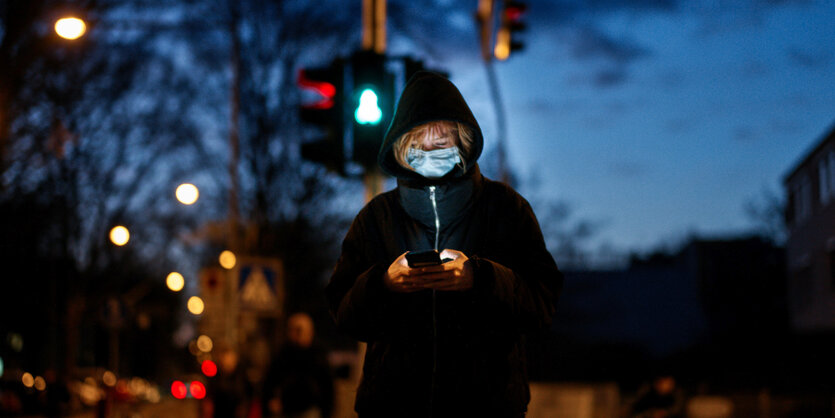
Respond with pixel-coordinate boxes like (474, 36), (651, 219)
(393, 121), (475, 173)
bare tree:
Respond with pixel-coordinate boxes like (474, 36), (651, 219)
(744, 186), (787, 246)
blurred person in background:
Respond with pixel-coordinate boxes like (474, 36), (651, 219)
(629, 374), (685, 418)
(327, 72), (563, 418)
(210, 347), (247, 418)
(262, 313), (334, 418)
(43, 369), (70, 418)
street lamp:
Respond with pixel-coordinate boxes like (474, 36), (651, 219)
(34, 376), (47, 391)
(21, 372), (34, 388)
(175, 183), (199, 205)
(196, 335), (213, 352)
(109, 225), (130, 246)
(219, 250), (236, 269)
(166, 272), (185, 292)
(54, 17), (87, 40)
(187, 296), (204, 315)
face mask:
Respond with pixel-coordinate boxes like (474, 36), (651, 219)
(407, 146), (461, 178)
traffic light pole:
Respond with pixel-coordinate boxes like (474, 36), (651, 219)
(485, 60), (510, 185)
(362, 0), (387, 54)
(476, 0), (525, 185)
(360, 0), (387, 203)
(477, 0), (510, 184)
(351, 0), (389, 388)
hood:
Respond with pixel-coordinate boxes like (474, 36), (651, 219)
(378, 71), (484, 181)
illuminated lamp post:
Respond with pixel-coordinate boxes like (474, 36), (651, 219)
(176, 183), (199, 205)
(109, 225), (130, 246)
(54, 17), (87, 40)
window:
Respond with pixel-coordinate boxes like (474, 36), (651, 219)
(829, 238), (835, 288)
(820, 158), (830, 205)
(830, 249), (835, 288)
(793, 176), (812, 223)
(829, 151), (835, 200)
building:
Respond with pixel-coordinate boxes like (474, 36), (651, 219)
(783, 123), (835, 331)
(542, 237), (786, 382)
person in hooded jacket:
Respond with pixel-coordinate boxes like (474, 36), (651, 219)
(326, 71), (563, 418)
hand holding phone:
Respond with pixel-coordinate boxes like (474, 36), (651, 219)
(405, 250), (443, 268)
(386, 249), (471, 293)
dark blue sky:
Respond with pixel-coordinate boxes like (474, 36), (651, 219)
(389, 0), (835, 252)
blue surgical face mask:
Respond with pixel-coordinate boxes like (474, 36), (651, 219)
(407, 146), (461, 178)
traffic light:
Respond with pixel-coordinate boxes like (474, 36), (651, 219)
(351, 50), (394, 168)
(297, 59), (345, 173)
(494, 0), (527, 61)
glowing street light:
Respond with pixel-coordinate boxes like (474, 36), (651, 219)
(187, 296), (204, 315)
(34, 376), (46, 391)
(109, 226), (130, 246)
(54, 17), (87, 40)
(196, 335), (213, 353)
(219, 250), (236, 269)
(22, 372), (34, 388)
(102, 371), (117, 387)
(8, 333), (22, 352)
(166, 272), (185, 292)
(175, 183), (199, 205)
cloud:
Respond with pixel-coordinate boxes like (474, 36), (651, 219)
(528, 0), (677, 23)
(732, 119), (804, 143)
(741, 60), (770, 77)
(554, 27), (649, 88)
(755, 0), (813, 7)
(523, 97), (586, 115)
(664, 118), (697, 135)
(768, 118), (803, 135)
(523, 98), (557, 114)
(568, 27), (649, 64)
(566, 66), (632, 88)
(733, 126), (760, 142)
(607, 160), (651, 178)
(786, 47), (832, 69)
(593, 68), (629, 87)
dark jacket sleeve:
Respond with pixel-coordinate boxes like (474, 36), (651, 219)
(469, 188), (563, 334)
(325, 205), (400, 342)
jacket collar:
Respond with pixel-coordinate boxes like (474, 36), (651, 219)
(397, 165), (483, 231)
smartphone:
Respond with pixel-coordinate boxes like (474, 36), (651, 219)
(406, 249), (442, 268)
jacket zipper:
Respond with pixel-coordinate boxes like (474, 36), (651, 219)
(429, 186), (440, 250)
(428, 185), (440, 416)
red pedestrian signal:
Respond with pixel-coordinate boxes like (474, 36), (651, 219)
(297, 60), (345, 174)
(298, 70), (337, 110)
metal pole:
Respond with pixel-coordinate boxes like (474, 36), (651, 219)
(228, 11), (241, 253)
(484, 60), (509, 184)
(362, 0), (387, 54)
(478, 0), (510, 184)
(225, 0), (243, 356)
(360, 0), (387, 202)
(355, 0), (388, 387)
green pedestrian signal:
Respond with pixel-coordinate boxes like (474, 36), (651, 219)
(355, 89), (383, 125)
(351, 51), (393, 167)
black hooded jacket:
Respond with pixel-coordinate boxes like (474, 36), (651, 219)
(326, 72), (563, 418)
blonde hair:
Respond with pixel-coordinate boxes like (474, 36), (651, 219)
(393, 121), (475, 173)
